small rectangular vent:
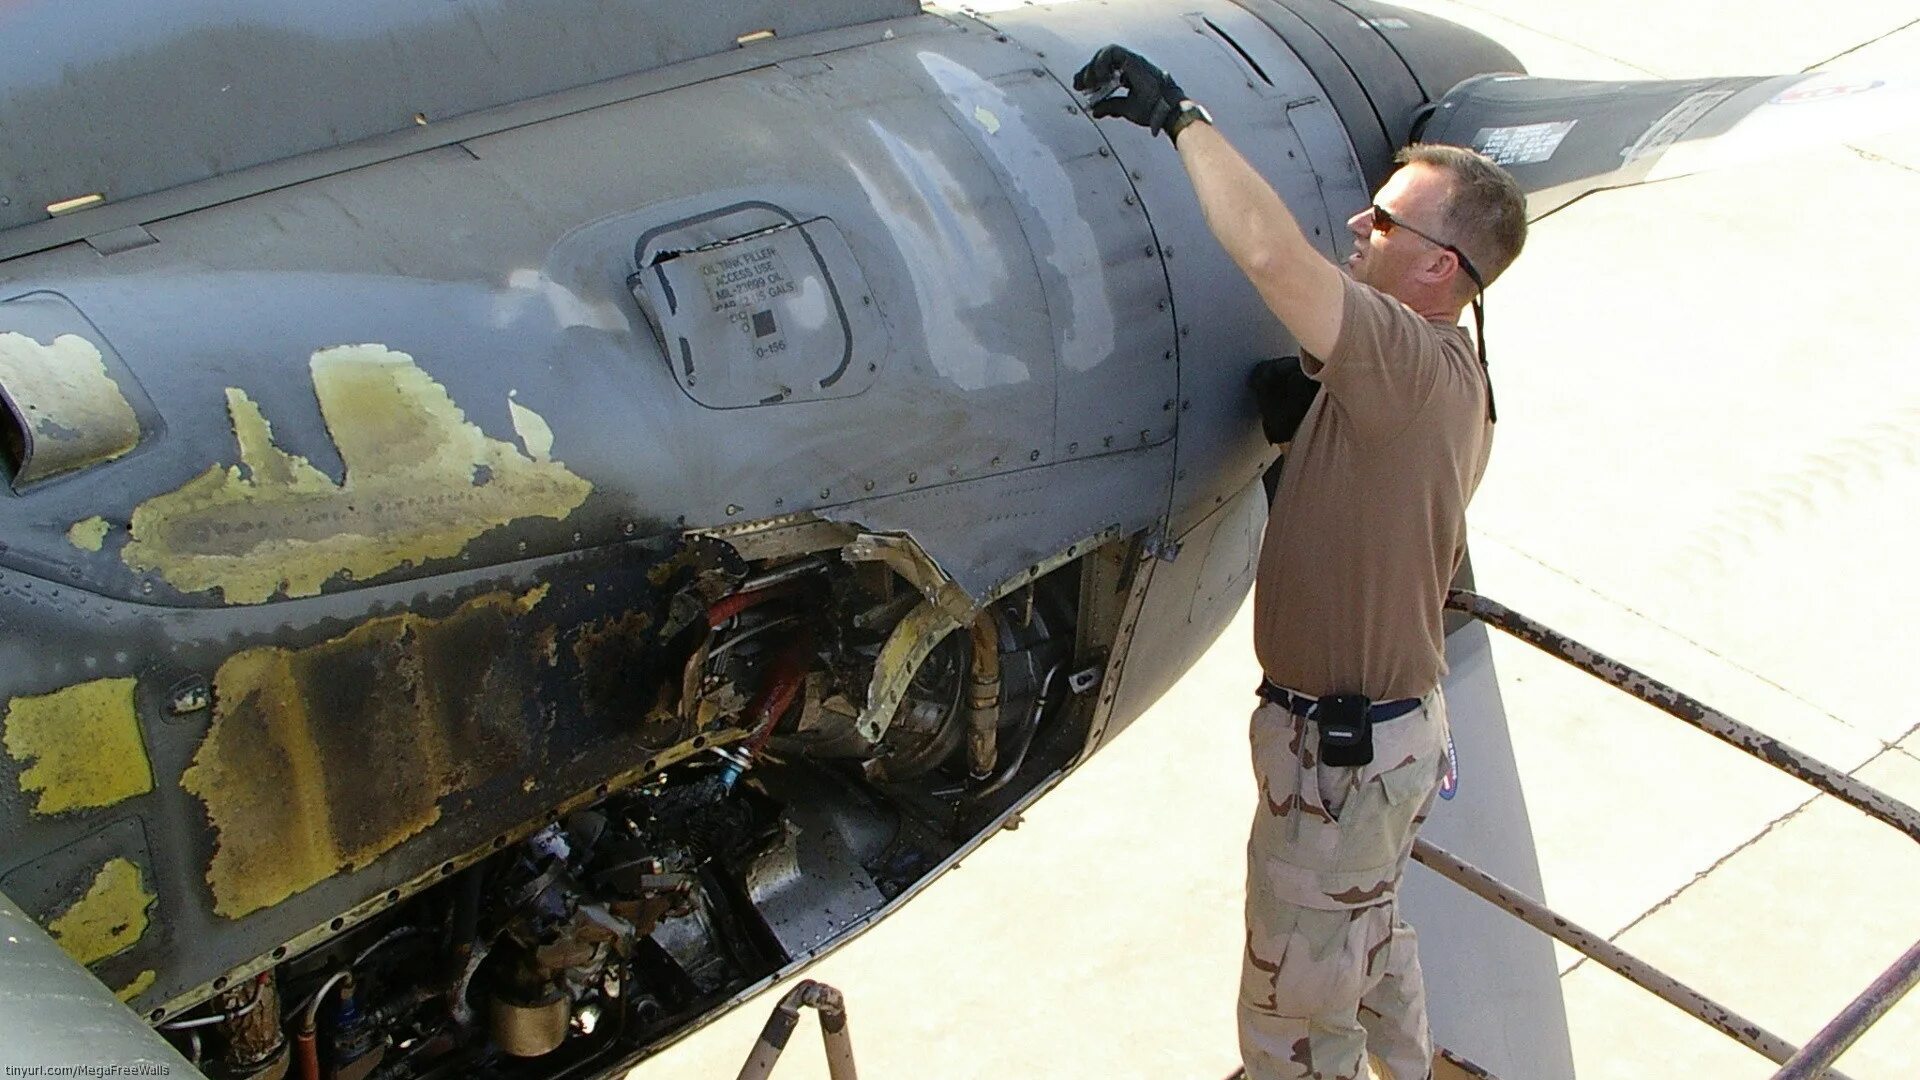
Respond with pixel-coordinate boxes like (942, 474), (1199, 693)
(1202, 17), (1273, 88)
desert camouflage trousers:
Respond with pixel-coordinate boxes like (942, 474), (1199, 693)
(1238, 689), (1449, 1080)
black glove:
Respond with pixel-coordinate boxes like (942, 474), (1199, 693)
(1249, 357), (1320, 445)
(1072, 45), (1186, 137)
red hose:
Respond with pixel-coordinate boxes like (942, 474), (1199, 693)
(745, 636), (812, 756)
(294, 1026), (319, 1080)
(706, 581), (799, 629)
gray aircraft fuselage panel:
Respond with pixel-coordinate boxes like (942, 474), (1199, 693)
(0, 0), (920, 237)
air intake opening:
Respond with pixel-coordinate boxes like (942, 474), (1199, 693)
(1203, 17), (1274, 87)
(0, 325), (145, 491)
(0, 397), (24, 484)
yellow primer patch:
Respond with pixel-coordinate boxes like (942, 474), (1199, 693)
(0, 333), (141, 486)
(122, 345), (593, 604)
(184, 588), (545, 918)
(508, 393), (556, 463)
(115, 970), (157, 1002)
(3, 677), (152, 816)
(47, 859), (155, 966)
(67, 515), (111, 552)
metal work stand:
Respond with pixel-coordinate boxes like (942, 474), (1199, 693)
(735, 979), (858, 1080)
(1412, 591), (1920, 1080)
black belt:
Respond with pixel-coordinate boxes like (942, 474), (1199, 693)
(1257, 678), (1421, 724)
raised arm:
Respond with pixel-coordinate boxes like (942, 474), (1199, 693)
(1175, 122), (1345, 360)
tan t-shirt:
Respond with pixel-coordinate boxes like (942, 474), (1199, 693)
(1252, 274), (1493, 701)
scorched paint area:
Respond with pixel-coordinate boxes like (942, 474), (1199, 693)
(182, 587), (548, 918)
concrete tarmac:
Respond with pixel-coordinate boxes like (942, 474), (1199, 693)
(628, 0), (1920, 1075)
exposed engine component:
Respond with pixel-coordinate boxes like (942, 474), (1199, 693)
(965, 614), (1005, 783)
(488, 993), (569, 1060)
(150, 541), (1091, 1078)
(477, 824), (637, 1058)
(162, 970), (289, 1080)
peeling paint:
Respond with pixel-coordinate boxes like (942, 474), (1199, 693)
(3, 677), (152, 816)
(0, 332), (142, 486)
(182, 588), (545, 918)
(122, 345), (593, 604)
(508, 391), (555, 463)
(67, 515), (110, 552)
(973, 105), (1001, 134)
(114, 969), (157, 1002)
(46, 858), (154, 966)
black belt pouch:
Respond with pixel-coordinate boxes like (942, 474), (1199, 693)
(1316, 693), (1374, 767)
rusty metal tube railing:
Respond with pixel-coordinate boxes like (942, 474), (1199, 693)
(1446, 590), (1920, 844)
(1772, 938), (1920, 1079)
(1409, 839), (1843, 1076)
(1436, 1046), (1501, 1078)
(1437, 589), (1920, 1077)
(735, 980), (858, 1080)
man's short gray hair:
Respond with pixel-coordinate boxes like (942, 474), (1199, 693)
(1394, 143), (1528, 290)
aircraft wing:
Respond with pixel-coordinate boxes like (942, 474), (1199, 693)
(1420, 71), (1920, 219)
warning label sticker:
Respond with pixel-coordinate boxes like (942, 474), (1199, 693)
(700, 244), (799, 315)
(698, 243), (800, 364)
(1472, 120), (1577, 166)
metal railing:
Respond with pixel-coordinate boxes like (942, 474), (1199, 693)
(1420, 589), (1920, 1079)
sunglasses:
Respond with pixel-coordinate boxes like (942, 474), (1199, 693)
(1369, 205), (1485, 291)
(1367, 204), (1497, 422)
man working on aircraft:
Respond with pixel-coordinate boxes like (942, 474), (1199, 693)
(1074, 46), (1527, 1080)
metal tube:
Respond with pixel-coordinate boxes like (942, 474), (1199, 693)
(740, 555), (829, 593)
(973, 662), (1062, 798)
(351, 924), (427, 968)
(1411, 839), (1849, 1077)
(1447, 590), (1920, 844)
(159, 992), (263, 1028)
(800, 982), (858, 1080)
(709, 614), (799, 661)
(965, 614), (1003, 781)
(1436, 1046), (1504, 1078)
(734, 980), (858, 1080)
(708, 580), (801, 629)
(1772, 936), (1920, 1079)
(300, 969), (352, 1030)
